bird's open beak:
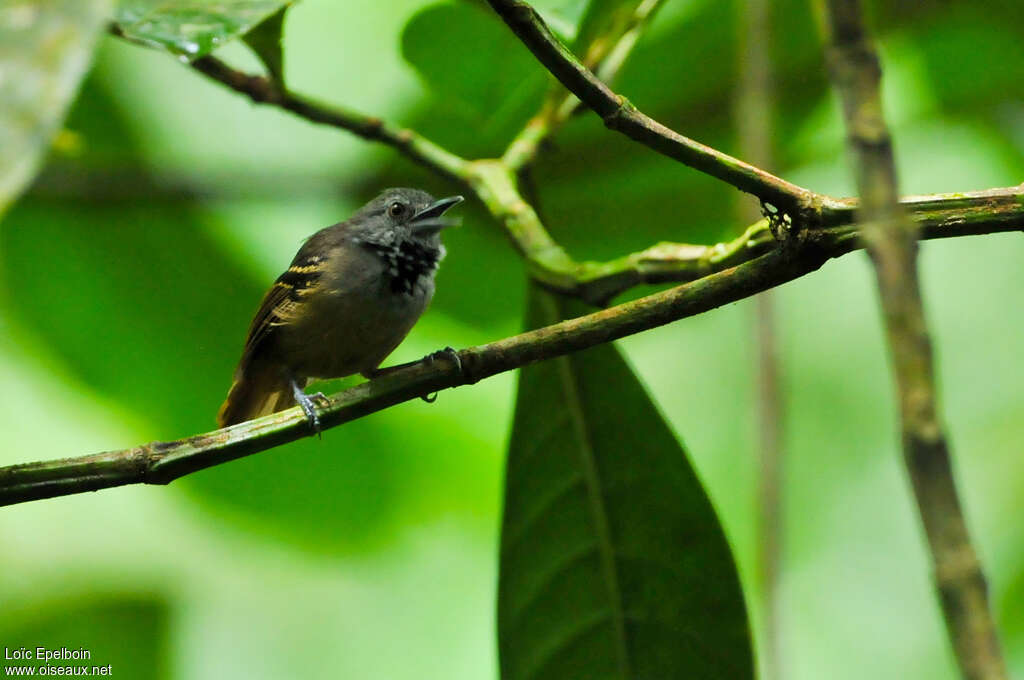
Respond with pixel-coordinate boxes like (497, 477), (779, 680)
(410, 195), (464, 233)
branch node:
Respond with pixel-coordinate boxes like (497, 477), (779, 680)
(601, 95), (633, 130)
(395, 127), (414, 144)
(134, 445), (160, 485)
(761, 201), (794, 243)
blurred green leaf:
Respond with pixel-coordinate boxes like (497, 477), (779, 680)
(912, 6), (1024, 113)
(1, 74), (260, 434)
(1, 199), (261, 431)
(0, 595), (170, 679)
(401, 3), (547, 134)
(0, 0), (111, 221)
(574, 0), (646, 63)
(113, 0), (294, 59)
(535, 0), (588, 39)
(242, 3), (289, 82)
(498, 286), (752, 679)
(1002, 560), (1024, 673)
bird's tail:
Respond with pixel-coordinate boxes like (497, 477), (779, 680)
(217, 362), (296, 428)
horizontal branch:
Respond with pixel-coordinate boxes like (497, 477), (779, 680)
(2, 210), (1021, 507)
(485, 0), (825, 216)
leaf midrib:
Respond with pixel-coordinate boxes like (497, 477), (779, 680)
(554, 347), (631, 679)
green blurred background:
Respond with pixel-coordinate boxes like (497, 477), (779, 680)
(1, 0), (1022, 678)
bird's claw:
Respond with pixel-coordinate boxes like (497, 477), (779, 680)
(295, 393), (322, 436)
(291, 380), (323, 437)
(428, 346), (462, 375)
(420, 347), (461, 403)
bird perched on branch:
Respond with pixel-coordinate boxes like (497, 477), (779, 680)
(218, 188), (463, 431)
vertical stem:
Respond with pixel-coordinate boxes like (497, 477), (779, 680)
(752, 289), (783, 680)
(735, 1), (783, 678)
(819, 2), (1008, 679)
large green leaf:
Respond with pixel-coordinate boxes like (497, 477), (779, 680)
(113, 0), (293, 59)
(498, 286), (753, 679)
(401, 3), (548, 134)
(0, 0), (111, 221)
(574, 0), (648, 64)
(242, 3), (288, 81)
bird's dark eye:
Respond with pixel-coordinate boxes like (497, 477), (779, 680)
(387, 201), (407, 219)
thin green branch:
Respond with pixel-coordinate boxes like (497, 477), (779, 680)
(188, 55), (470, 181)
(107, 23), (468, 180)
(486, 0), (824, 217)
(503, 0), (666, 172)
(735, 0), (784, 676)
(469, 162), (1024, 305)
(1, 209), (1021, 507)
(820, 2), (1009, 679)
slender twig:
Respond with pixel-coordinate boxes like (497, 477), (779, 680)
(820, 2), (1009, 679)
(107, 23), (469, 180)
(735, 0), (784, 677)
(189, 55), (470, 181)
(1, 210), (1021, 507)
(486, 0), (827, 218)
(469, 163), (1024, 304)
(503, 0), (665, 171)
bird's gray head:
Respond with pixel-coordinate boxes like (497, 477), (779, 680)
(350, 188), (462, 246)
(349, 187), (463, 295)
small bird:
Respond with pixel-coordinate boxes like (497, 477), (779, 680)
(218, 187), (463, 430)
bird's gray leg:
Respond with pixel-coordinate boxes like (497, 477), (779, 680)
(288, 374), (322, 435)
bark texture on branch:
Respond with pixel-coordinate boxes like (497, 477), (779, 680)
(820, 2), (1009, 679)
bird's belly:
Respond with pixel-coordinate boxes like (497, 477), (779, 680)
(281, 276), (432, 380)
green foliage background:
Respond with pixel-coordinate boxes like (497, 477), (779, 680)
(1, 0), (1022, 678)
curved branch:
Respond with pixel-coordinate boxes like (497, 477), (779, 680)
(189, 55), (470, 181)
(821, 2), (1009, 679)
(485, 0), (826, 217)
(1, 211), (1021, 507)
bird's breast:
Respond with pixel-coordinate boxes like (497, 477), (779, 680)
(279, 244), (435, 379)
